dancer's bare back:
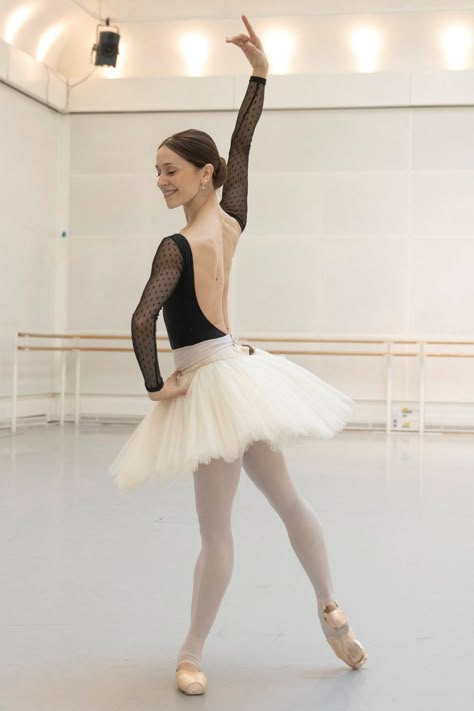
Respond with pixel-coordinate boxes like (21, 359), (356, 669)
(180, 210), (241, 335)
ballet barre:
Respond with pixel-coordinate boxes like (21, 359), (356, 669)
(11, 331), (474, 434)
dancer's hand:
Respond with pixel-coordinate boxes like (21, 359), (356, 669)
(148, 370), (188, 401)
(226, 15), (269, 75)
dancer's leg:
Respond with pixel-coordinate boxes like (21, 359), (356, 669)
(176, 454), (242, 670)
(242, 440), (335, 612)
(242, 439), (368, 667)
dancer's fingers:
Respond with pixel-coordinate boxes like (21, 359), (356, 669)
(242, 15), (257, 42)
(241, 15), (263, 50)
(226, 33), (250, 44)
(227, 37), (257, 53)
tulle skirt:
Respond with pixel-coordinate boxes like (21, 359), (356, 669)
(108, 333), (355, 491)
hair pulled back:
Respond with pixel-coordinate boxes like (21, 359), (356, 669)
(158, 129), (227, 190)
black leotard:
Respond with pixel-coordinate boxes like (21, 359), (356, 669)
(131, 75), (266, 392)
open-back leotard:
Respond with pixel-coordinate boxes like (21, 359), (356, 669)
(130, 76), (266, 392)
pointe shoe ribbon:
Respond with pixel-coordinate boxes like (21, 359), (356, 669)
(176, 663), (208, 695)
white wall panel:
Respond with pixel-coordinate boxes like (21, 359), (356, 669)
(263, 73), (410, 109)
(68, 76), (234, 113)
(233, 235), (321, 333)
(413, 174), (474, 236)
(0, 82), (63, 408)
(413, 108), (474, 169)
(66, 72), (474, 113)
(320, 173), (410, 235)
(70, 114), (154, 173)
(319, 236), (410, 332)
(245, 172), (324, 236)
(69, 175), (155, 236)
(0, 231), (29, 327)
(412, 240), (474, 335)
(0, 230), (57, 397)
(411, 71), (474, 106)
(24, 235), (57, 327)
(418, 359), (474, 401)
(0, 85), (60, 233)
(246, 109), (411, 173)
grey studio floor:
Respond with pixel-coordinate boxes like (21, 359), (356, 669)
(0, 424), (472, 711)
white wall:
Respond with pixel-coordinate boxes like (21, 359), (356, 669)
(2, 66), (474, 427)
(68, 98), (474, 421)
(0, 82), (68, 423)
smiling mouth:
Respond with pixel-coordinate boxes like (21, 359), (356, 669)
(163, 191), (177, 197)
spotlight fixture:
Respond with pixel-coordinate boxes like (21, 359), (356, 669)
(92, 17), (120, 67)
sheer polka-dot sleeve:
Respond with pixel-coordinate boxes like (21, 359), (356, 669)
(131, 237), (184, 392)
(220, 75), (266, 233)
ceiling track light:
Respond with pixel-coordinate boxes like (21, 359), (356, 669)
(91, 17), (121, 67)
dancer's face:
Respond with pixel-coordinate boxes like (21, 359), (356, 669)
(155, 145), (212, 208)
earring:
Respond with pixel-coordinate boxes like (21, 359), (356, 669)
(200, 184), (205, 191)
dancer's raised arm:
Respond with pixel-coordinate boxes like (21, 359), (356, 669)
(221, 16), (269, 233)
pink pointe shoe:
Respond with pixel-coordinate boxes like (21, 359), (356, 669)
(319, 601), (368, 670)
(176, 661), (208, 695)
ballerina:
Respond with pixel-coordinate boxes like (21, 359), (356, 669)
(108, 14), (367, 696)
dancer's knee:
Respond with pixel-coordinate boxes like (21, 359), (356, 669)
(198, 521), (233, 549)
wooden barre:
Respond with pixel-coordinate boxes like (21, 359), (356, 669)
(16, 332), (474, 346)
(15, 346), (474, 357)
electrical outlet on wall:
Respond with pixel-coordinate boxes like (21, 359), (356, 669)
(391, 405), (418, 430)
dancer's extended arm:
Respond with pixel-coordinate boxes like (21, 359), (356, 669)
(221, 15), (269, 233)
(219, 75), (266, 233)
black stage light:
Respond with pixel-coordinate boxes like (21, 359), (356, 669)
(92, 18), (120, 67)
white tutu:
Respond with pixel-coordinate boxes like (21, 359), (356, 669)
(108, 334), (355, 491)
